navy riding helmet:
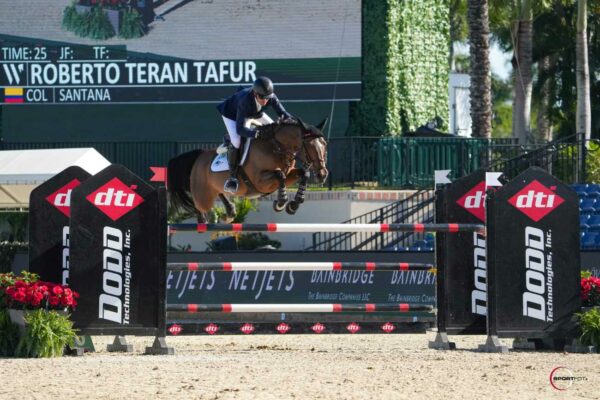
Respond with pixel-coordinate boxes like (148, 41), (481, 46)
(252, 76), (274, 99)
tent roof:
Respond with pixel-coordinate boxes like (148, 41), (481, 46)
(0, 148), (111, 209)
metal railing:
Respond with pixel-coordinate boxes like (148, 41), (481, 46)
(376, 137), (520, 188)
(2, 134), (591, 189)
(488, 133), (591, 183)
(0, 138), (381, 187)
(307, 190), (435, 251)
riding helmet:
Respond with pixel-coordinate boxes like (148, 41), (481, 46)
(252, 76), (274, 99)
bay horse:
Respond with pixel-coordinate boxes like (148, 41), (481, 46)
(167, 117), (329, 222)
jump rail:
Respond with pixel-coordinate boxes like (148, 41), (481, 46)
(167, 303), (434, 313)
(166, 261), (436, 272)
(169, 223), (485, 233)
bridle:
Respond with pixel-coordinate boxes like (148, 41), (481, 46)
(262, 120), (327, 173)
(298, 133), (327, 173)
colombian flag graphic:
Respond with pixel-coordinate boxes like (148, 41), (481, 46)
(4, 87), (24, 103)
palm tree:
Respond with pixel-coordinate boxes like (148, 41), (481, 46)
(468, 0), (493, 138)
(576, 0), (591, 141)
(512, 0), (533, 144)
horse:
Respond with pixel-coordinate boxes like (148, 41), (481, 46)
(167, 117), (329, 222)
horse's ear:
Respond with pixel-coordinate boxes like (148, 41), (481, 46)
(316, 117), (329, 131)
(296, 117), (310, 131)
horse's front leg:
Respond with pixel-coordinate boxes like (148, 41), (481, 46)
(272, 169), (288, 212)
(285, 168), (308, 215)
(218, 193), (237, 222)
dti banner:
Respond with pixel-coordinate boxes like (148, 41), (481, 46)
(486, 167), (580, 337)
(29, 166), (91, 285)
(69, 164), (166, 336)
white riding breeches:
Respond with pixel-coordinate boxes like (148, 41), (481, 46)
(223, 114), (274, 148)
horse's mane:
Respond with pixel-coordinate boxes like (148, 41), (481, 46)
(260, 117), (324, 138)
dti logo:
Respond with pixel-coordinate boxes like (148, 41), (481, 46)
(456, 181), (486, 222)
(45, 179), (82, 217)
(86, 177), (144, 221)
(508, 180), (564, 222)
(168, 324), (183, 336)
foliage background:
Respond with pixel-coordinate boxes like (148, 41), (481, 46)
(349, 0), (450, 136)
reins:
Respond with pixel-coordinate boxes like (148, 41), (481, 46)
(262, 119), (325, 172)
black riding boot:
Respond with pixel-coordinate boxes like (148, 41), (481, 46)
(224, 145), (240, 194)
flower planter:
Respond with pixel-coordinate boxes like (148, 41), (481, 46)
(8, 309), (29, 334)
(75, 5), (121, 34)
(8, 309), (69, 332)
(8, 308), (25, 324)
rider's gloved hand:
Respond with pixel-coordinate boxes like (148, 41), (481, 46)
(255, 127), (269, 140)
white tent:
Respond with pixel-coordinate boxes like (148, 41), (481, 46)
(0, 148), (111, 209)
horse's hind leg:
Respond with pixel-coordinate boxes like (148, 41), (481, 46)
(218, 193), (237, 222)
(272, 170), (288, 212)
(196, 211), (208, 223)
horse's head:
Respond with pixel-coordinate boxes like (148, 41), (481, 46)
(260, 117), (329, 184)
(297, 117), (329, 184)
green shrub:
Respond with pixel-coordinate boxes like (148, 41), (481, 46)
(119, 9), (145, 39)
(585, 141), (600, 183)
(63, 4), (115, 40)
(61, 4), (79, 31)
(87, 7), (115, 40)
(576, 307), (600, 351)
(14, 309), (78, 358)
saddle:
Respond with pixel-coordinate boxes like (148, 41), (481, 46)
(210, 139), (252, 172)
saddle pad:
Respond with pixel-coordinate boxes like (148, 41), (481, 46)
(210, 138), (252, 172)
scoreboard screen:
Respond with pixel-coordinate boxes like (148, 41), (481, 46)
(0, 0), (361, 105)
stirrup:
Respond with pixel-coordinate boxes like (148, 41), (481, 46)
(224, 178), (239, 194)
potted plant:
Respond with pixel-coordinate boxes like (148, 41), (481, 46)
(63, 0), (146, 40)
(0, 272), (80, 357)
(574, 271), (600, 351)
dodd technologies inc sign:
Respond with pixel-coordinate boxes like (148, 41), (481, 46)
(29, 166), (91, 285)
(69, 164), (166, 335)
(435, 169), (489, 334)
(486, 167), (580, 337)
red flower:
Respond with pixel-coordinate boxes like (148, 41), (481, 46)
(61, 296), (74, 306)
(13, 290), (26, 303)
(1, 274), (80, 311)
(581, 276), (600, 307)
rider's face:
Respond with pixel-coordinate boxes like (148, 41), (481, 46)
(255, 93), (270, 106)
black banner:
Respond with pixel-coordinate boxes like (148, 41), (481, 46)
(1, 83), (359, 105)
(28, 166), (91, 285)
(0, 35), (361, 104)
(167, 251), (436, 323)
(436, 169), (488, 334)
(486, 167), (580, 337)
(69, 164), (166, 335)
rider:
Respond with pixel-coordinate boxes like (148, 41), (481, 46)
(217, 76), (292, 194)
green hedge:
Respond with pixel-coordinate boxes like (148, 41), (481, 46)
(350, 0), (450, 136)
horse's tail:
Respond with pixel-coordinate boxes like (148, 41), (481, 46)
(167, 149), (203, 215)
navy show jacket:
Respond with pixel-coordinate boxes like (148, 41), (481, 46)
(217, 87), (291, 138)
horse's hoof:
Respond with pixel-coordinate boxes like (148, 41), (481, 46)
(273, 200), (286, 212)
(285, 201), (300, 215)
